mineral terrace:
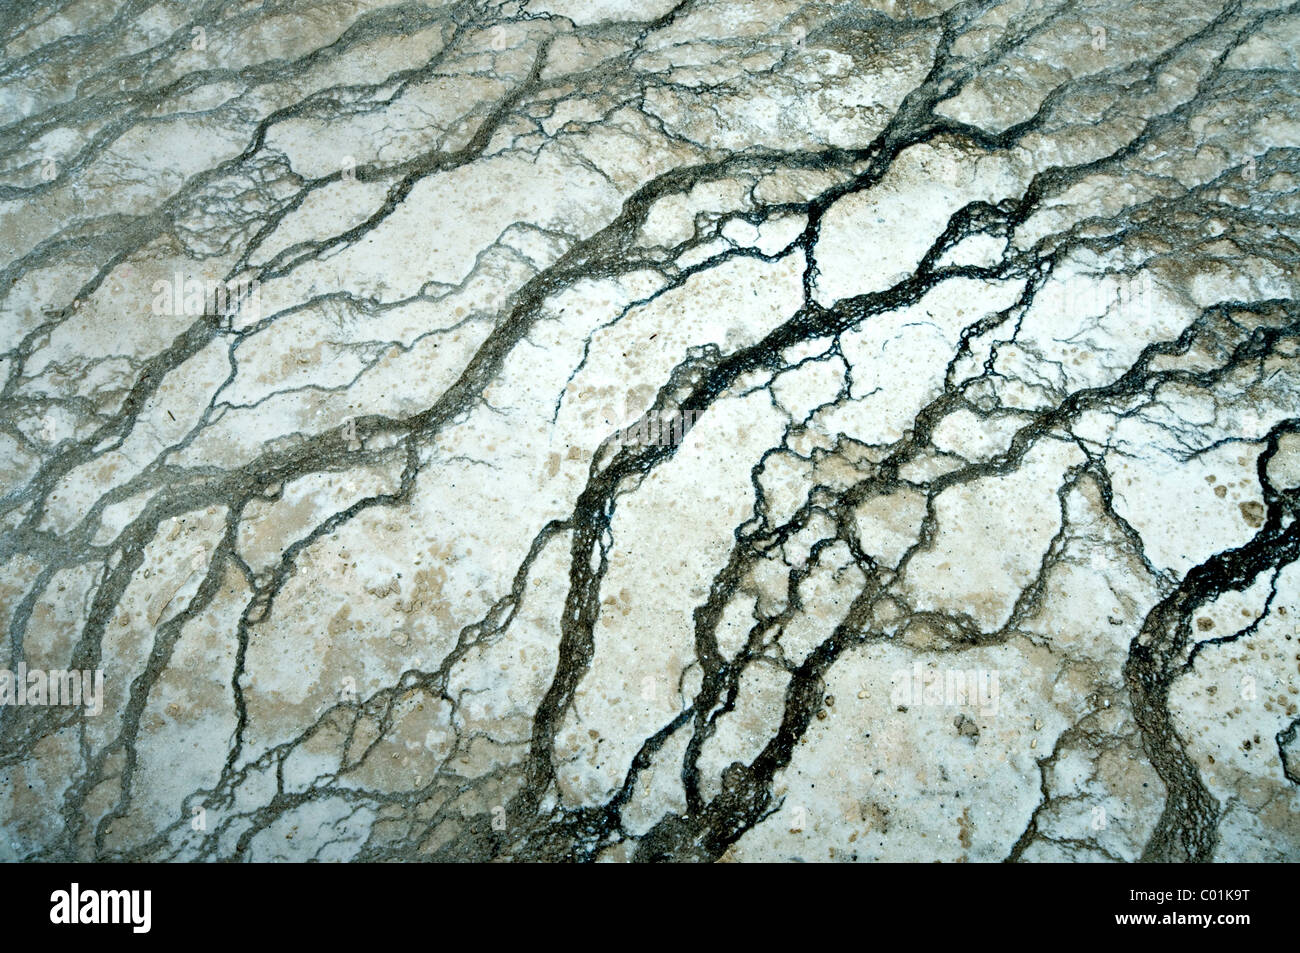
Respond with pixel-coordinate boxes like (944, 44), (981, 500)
(1, 0), (1298, 862)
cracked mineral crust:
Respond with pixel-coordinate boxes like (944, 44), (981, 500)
(1, 0), (1298, 862)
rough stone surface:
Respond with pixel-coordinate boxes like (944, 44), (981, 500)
(0, 0), (1298, 862)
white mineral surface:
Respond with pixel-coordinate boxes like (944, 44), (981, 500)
(0, 0), (1297, 862)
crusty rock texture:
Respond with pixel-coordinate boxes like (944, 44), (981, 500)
(1, 0), (1298, 862)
